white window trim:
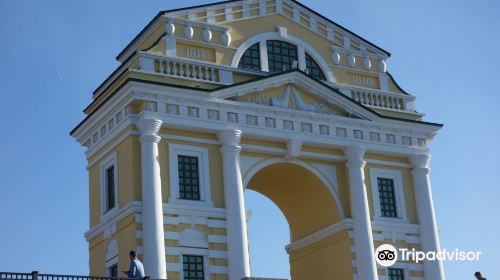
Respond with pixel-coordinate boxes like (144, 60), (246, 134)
(105, 239), (119, 277)
(180, 249), (209, 280)
(369, 168), (409, 223)
(106, 257), (119, 277)
(100, 152), (119, 218)
(168, 144), (213, 207)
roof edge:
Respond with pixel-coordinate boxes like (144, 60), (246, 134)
(115, 0), (391, 62)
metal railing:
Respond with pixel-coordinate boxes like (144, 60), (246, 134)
(0, 272), (287, 280)
(0, 272), (159, 280)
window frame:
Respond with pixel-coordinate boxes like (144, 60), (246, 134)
(377, 177), (398, 218)
(177, 155), (202, 201)
(266, 40), (298, 73)
(387, 265), (410, 280)
(107, 263), (118, 278)
(100, 153), (119, 217)
(182, 254), (206, 280)
(168, 144), (213, 207)
(388, 268), (405, 280)
(237, 42), (261, 71)
(305, 52), (326, 81)
(369, 168), (408, 223)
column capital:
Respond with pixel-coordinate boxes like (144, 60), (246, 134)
(136, 118), (162, 143)
(218, 129), (242, 147)
(343, 146), (366, 168)
(409, 153), (431, 174)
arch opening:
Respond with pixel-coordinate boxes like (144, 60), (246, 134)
(243, 160), (353, 280)
(246, 162), (341, 241)
(246, 189), (291, 279)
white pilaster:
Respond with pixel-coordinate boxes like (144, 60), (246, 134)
(218, 129), (251, 280)
(298, 46), (306, 71)
(344, 146), (378, 280)
(259, 39), (269, 72)
(409, 154), (445, 280)
(136, 117), (167, 279)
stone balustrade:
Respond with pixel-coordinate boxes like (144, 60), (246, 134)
(139, 52), (240, 85)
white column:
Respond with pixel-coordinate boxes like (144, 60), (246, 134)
(409, 154), (445, 280)
(136, 117), (167, 279)
(218, 129), (251, 280)
(344, 146), (378, 280)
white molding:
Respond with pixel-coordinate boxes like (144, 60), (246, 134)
(85, 201), (229, 242)
(100, 152), (119, 218)
(371, 220), (420, 234)
(168, 143), (214, 207)
(365, 159), (411, 168)
(164, 203), (227, 219)
(179, 227), (209, 248)
(230, 32), (336, 82)
(239, 155), (263, 180)
(160, 133), (218, 145)
(85, 118), (136, 163)
(311, 162), (339, 192)
(75, 76), (438, 158)
(85, 201), (142, 241)
(105, 239), (119, 261)
(285, 219), (353, 254)
(369, 168), (409, 223)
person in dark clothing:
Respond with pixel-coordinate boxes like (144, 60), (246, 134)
(474, 271), (487, 280)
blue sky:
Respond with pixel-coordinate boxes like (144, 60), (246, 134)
(0, 0), (499, 279)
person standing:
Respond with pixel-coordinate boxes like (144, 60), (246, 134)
(474, 271), (487, 280)
(123, 251), (145, 279)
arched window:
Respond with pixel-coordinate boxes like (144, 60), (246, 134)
(238, 43), (261, 70)
(305, 53), (326, 81)
(266, 40), (298, 72)
(236, 40), (327, 80)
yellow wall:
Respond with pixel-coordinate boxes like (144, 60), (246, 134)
(289, 230), (353, 280)
(88, 214), (138, 276)
(247, 162), (341, 241)
(365, 164), (418, 224)
(88, 133), (141, 227)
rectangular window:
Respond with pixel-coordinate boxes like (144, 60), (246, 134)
(183, 255), (204, 280)
(108, 264), (118, 278)
(178, 155), (200, 200)
(105, 166), (115, 211)
(388, 268), (404, 280)
(377, 177), (397, 218)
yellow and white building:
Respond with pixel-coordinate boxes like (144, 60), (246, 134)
(70, 1), (445, 279)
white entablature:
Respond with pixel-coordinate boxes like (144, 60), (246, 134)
(73, 71), (440, 159)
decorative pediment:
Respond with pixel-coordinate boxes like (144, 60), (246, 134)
(213, 71), (388, 121)
(231, 84), (343, 116)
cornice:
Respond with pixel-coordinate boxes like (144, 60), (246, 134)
(116, 0), (391, 63)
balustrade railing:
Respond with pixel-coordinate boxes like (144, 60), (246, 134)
(138, 52), (238, 85)
(337, 86), (416, 113)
